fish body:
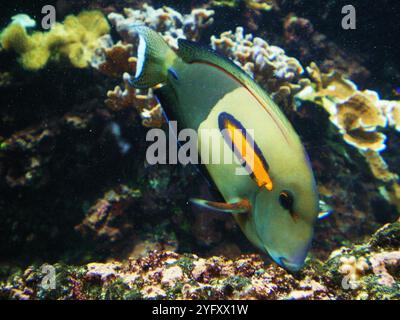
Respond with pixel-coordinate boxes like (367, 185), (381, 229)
(129, 26), (319, 271)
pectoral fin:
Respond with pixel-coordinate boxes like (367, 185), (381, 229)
(190, 198), (251, 214)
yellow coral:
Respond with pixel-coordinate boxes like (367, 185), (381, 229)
(363, 150), (398, 183)
(0, 11), (110, 70)
(245, 0), (274, 11)
(0, 23), (34, 54)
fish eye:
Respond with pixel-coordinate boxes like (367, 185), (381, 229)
(279, 190), (294, 213)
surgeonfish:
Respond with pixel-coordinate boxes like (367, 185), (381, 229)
(128, 26), (319, 272)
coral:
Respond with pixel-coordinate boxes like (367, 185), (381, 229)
(1, 1), (400, 302)
(0, 11), (110, 70)
(107, 4), (214, 50)
(299, 63), (400, 151)
(245, 0), (274, 11)
(212, 0), (275, 12)
(91, 40), (136, 78)
(75, 185), (141, 243)
(105, 73), (163, 128)
(211, 27), (310, 110)
(298, 63), (400, 209)
(338, 256), (369, 289)
(283, 14), (370, 84)
(0, 72), (12, 87)
(92, 4), (214, 128)
(363, 150), (398, 183)
(382, 101), (400, 132)
(1, 220), (399, 300)
(332, 92), (387, 152)
(369, 251), (400, 287)
(0, 125), (60, 187)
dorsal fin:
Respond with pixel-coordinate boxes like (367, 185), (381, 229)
(177, 38), (298, 144)
(127, 26), (177, 89)
(177, 39), (280, 117)
(178, 39), (256, 89)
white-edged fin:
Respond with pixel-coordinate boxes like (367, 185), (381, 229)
(318, 200), (333, 219)
(135, 34), (146, 78)
(126, 26), (177, 89)
(190, 198), (251, 214)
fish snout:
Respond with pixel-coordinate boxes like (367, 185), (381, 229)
(278, 257), (304, 272)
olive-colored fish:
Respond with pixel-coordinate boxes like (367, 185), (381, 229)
(129, 26), (319, 271)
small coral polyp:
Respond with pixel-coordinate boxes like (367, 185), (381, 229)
(0, 11), (110, 70)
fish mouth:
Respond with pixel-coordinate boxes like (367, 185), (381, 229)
(278, 257), (303, 272)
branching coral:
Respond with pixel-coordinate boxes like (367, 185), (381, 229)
(0, 11), (110, 70)
(106, 72), (164, 128)
(91, 4), (214, 127)
(107, 4), (214, 49)
(211, 27), (310, 110)
(91, 39), (136, 78)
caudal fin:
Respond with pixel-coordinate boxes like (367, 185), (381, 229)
(128, 26), (177, 89)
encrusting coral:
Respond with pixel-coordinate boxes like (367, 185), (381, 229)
(0, 11), (110, 70)
(369, 251), (400, 287)
(211, 26), (310, 110)
(299, 62), (399, 152)
(75, 185), (141, 243)
(297, 63), (400, 210)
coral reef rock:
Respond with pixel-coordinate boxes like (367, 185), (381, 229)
(1, 221), (398, 300)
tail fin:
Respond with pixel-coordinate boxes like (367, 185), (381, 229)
(128, 26), (177, 89)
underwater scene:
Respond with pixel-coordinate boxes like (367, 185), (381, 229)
(0, 0), (399, 300)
